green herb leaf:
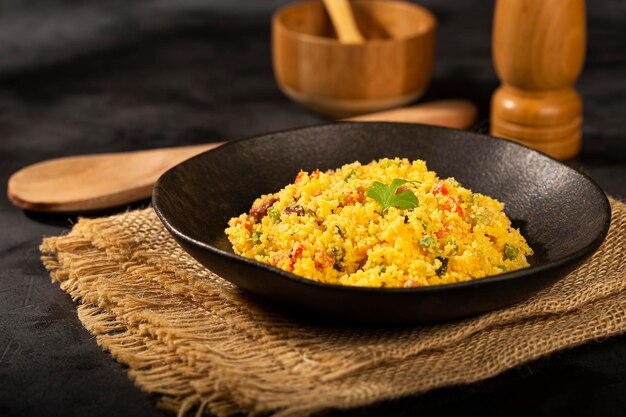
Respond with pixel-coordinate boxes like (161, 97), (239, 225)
(365, 178), (419, 213)
(253, 231), (263, 244)
(344, 170), (357, 182)
(436, 257), (449, 276)
(332, 246), (344, 271)
(419, 236), (435, 247)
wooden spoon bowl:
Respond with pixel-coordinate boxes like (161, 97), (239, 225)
(272, 0), (437, 118)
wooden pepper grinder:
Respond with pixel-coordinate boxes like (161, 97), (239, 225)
(490, 0), (586, 160)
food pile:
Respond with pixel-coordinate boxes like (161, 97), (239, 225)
(226, 158), (533, 287)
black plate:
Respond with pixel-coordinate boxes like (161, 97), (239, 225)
(153, 123), (611, 323)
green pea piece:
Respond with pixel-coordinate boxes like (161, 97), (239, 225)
(504, 243), (519, 260)
(268, 206), (281, 223)
(253, 231), (263, 244)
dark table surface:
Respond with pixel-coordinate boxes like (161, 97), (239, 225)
(1, 1), (625, 416)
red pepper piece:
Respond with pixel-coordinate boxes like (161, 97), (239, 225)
(289, 245), (304, 271)
(446, 196), (464, 217)
(433, 182), (449, 196)
(294, 171), (307, 184)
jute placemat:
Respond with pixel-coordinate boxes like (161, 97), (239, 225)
(41, 197), (625, 417)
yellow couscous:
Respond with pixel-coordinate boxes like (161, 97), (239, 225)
(225, 158), (533, 288)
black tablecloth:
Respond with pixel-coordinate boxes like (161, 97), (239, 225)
(1, 1), (625, 416)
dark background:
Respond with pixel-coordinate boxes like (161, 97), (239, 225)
(1, 1), (625, 416)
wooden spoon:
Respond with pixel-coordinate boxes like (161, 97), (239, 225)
(322, 0), (365, 44)
(7, 99), (477, 213)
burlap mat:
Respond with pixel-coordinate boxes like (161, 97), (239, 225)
(40, 197), (625, 417)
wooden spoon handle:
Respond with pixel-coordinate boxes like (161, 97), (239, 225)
(7, 99), (478, 212)
(322, 0), (365, 44)
(347, 99), (477, 128)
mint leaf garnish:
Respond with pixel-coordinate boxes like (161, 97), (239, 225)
(366, 178), (419, 213)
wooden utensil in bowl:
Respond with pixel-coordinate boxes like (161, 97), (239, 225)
(7, 99), (476, 213)
(273, 0), (437, 118)
(322, 0), (365, 44)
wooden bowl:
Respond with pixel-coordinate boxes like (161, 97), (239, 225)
(272, 0), (437, 118)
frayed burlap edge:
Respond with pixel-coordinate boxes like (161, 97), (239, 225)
(40, 198), (626, 417)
